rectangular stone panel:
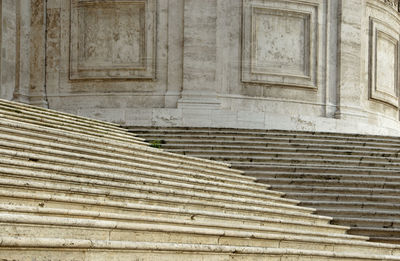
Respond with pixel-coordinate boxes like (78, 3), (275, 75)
(251, 8), (310, 77)
(369, 18), (400, 107)
(376, 32), (397, 94)
(242, 0), (323, 89)
(70, 0), (156, 80)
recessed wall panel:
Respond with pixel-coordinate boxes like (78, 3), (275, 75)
(242, 0), (324, 89)
(369, 18), (399, 107)
(70, 0), (156, 80)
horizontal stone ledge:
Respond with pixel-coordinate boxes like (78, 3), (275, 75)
(0, 119), (234, 169)
(0, 217), (364, 245)
(0, 140), (252, 186)
(0, 237), (399, 260)
(0, 187), (308, 216)
(0, 205), (348, 236)
(0, 203), (337, 231)
(0, 170), (290, 206)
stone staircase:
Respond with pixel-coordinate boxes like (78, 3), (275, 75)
(129, 126), (400, 246)
(1, 101), (400, 260)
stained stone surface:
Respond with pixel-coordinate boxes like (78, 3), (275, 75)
(0, 0), (400, 135)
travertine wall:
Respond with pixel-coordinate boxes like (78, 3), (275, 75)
(2, 0), (400, 135)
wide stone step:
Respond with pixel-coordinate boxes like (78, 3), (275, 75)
(285, 192), (400, 204)
(129, 126), (400, 246)
(235, 164), (400, 176)
(0, 164), (312, 217)
(0, 222), (371, 254)
(225, 153), (400, 167)
(138, 135), (400, 150)
(0, 122), (248, 178)
(0, 102), (134, 138)
(0, 204), (348, 236)
(300, 201), (400, 212)
(0, 99), (122, 130)
(0, 149), (269, 198)
(272, 185), (400, 197)
(0, 160), (299, 209)
(168, 148), (400, 159)
(0, 158), (269, 205)
(131, 128), (400, 144)
(0, 120), (248, 181)
(0, 159), (296, 208)
(331, 217), (400, 229)
(349, 227), (400, 241)
(0, 134), (266, 193)
(316, 209), (400, 221)
(0, 201), (337, 233)
(163, 142), (400, 154)
(177, 150), (400, 164)
(0, 109), (145, 144)
(253, 172), (400, 183)
(258, 177), (400, 190)
(195, 155), (400, 168)
(129, 127), (400, 144)
(1, 213), (397, 257)
(0, 221), (360, 248)
(0, 183), (314, 218)
(3, 236), (400, 260)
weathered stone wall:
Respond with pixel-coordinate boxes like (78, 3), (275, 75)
(2, 0), (400, 135)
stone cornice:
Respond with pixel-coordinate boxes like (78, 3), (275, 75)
(380, 0), (400, 11)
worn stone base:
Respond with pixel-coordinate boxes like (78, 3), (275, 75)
(70, 107), (400, 137)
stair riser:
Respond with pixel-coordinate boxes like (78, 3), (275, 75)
(173, 150), (400, 161)
(0, 100), (121, 129)
(182, 153), (400, 165)
(0, 131), (236, 176)
(239, 167), (400, 176)
(286, 194), (400, 204)
(0, 171), (295, 213)
(143, 138), (400, 150)
(163, 144), (400, 154)
(2, 249), (391, 261)
(254, 173), (400, 183)
(0, 162), (285, 207)
(0, 138), (248, 186)
(274, 187), (400, 197)
(0, 138), (268, 195)
(0, 122), (240, 178)
(0, 111), (140, 144)
(139, 134), (400, 146)
(317, 211), (400, 220)
(131, 129), (400, 144)
(301, 203), (400, 212)
(258, 179), (400, 190)
(0, 189), (319, 226)
(0, 206), (345, 236)
(0, 105), (134, 137)
(332, 220), (400, 229)
(349, 229), (400, 238)
(0, 223), (390, 256)
(229, 159), (400, 169)
(130, 127), (400, 245)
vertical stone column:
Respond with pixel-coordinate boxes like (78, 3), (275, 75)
(177, 0), (220, 109)
(13, 0), (32, 104)
(0, 0), (17, 100)
(29, 0), (47, 107)
(335, 0), (364, 119)
(165, 0), (184, 108)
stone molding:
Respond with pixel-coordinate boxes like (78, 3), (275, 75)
(69, 0), (156, 80)
(380, 0), (399, 11)
(241, 0), (325, 89)
(368, 18), (400, 108)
